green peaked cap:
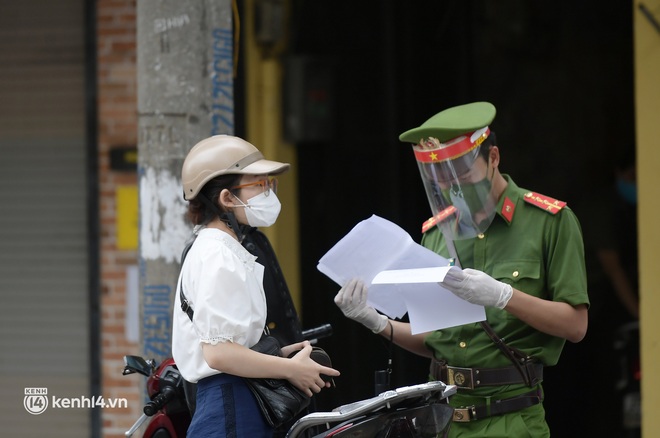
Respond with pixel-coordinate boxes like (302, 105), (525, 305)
(399, 101), (496, 144)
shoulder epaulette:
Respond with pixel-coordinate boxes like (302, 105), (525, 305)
(421, 206), (458, 233)
(523, 191), (566, 214)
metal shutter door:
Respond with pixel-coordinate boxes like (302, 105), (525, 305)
(0, 0), (91, 436)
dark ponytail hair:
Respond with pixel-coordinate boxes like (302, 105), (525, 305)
(187, 174), (241, 225)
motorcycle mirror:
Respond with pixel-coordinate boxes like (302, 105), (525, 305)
(123, 355), (155, 377)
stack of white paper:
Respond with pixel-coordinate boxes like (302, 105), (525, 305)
(318, 215), (486, 334)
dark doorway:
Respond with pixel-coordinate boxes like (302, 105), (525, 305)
(289, 2), (634, 436)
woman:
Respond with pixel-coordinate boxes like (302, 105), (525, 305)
(172, 135), (339, 437)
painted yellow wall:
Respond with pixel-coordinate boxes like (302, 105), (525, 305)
(634, 1), (660, 436)
(242, 0), (302, 312)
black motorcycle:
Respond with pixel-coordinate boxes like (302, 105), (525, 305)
(122, 324), (456, 437)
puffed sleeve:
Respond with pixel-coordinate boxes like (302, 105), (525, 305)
(187, 241), (266, 347)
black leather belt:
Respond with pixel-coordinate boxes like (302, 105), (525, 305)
(430, 358), (543, 389)
(452, 388), (542, 422)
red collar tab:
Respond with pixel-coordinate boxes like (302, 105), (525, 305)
(421, 206), (458, 233)
(501, 197), (515, 223)
(523, 192), (566, 214)
(413, 127), (490, 163)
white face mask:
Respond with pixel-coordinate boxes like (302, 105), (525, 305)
(235, 191), (282, 227)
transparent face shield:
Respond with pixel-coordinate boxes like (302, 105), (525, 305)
(413, 129), (498, 240)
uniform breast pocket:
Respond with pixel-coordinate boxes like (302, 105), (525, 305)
(492, 260), (544, 297)
(489, 260), (543, 322)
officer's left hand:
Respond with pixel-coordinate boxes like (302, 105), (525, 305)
(441, 268), (513, 309)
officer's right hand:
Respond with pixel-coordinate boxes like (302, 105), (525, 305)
(334, 279), (388, 333)
(441, 268), (513, 309)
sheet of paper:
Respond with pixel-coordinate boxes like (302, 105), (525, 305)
(371, 266), (485, 333)
(317, 215), (486, 333)
(317, 215), (413, 286)
(404, 283), (486, 334)
(318, 215), (445, 318)
(372, 267), (453, 284)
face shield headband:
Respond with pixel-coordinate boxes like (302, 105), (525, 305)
(412, 127), (498, 240)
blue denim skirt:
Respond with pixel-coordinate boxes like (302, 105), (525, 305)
(187, 373), (272, 438)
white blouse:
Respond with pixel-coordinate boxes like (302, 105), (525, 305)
(172, 228), (267, 383)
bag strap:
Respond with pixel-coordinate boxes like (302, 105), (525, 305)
(179, 238), (196, 322)
(177, 235), (268, 337)
(180, 278), (194, 322)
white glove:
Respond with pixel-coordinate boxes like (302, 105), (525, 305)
(334, 279), (388, 333)
(441, 268), (513, 309)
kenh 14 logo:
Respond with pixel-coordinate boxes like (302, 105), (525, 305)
(24, 387), (128, 415)
(24, 388), (49, 415)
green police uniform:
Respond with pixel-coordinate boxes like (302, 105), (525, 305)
(399, 102), (589, 436)
(422, 176), (589, 437)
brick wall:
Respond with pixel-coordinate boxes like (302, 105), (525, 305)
(97, 1), (140, 436)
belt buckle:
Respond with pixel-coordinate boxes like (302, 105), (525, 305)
(446, 366), (475, 389)
(452, 405), (477, 422)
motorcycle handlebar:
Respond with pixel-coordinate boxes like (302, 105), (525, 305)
(144, 386), (176, 416)
(302, 324), (333, 342)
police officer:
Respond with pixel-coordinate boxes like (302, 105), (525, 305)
(335, 102), (589, 436)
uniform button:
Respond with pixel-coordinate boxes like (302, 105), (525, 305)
(512, 271), (519, 278)
(477, 233), (485, 239)
(459, 341), (467, 348)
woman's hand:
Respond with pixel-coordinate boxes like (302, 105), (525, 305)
(280, 341), (306, 358)
(285, 342), (340, 396)
(202, 339), (340, 396)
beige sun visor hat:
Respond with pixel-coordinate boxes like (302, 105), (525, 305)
(182, 135), (290, 200)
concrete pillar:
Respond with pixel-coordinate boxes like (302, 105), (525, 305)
(136, 0), (234, 360)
